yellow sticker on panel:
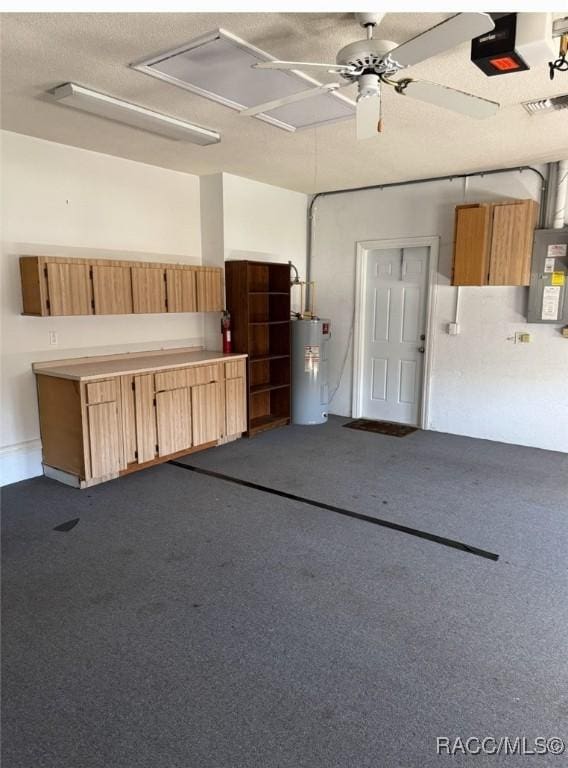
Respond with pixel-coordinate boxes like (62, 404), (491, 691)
(551, 272), (566, 286)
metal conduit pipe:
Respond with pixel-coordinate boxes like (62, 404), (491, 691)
(553, 159), (568, 229)
(306, 165), (548, 287)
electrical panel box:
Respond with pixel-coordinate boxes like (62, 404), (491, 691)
(527, 229), (568, 323)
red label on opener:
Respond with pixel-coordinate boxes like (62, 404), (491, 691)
(489, 56), (521, 71)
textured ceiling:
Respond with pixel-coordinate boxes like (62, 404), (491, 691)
(1, 12), (567, 193)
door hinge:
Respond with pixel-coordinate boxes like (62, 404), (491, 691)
(134, 450), (138, 459)
(155, 443), (159, 452)
(153, 397), (157, 406)
(131, 381), (135, 391)
(91, 299), (95, 309)
(165, 297), (168, 309)
(46, 299), (50, 310)
(43, 266), (48, 278)
(89, 268), (93, 279)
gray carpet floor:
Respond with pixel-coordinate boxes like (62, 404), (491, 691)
(2, 417), (567, 767)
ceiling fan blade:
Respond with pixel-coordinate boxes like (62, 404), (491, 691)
(399, 80), (499, 119)
(253, 60), (357, 74)
(390, 13), (495, 68)
(356, 94), (381, 140)
(240, 83), (341, 117)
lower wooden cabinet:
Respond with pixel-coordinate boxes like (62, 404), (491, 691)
(34, 354), (247, 488)
(156, 388), (192, 457)
(87, 400), (122, 477)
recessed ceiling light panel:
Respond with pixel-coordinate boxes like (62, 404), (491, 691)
(131, 29), (356, 132)
(51, 82), (220, 145)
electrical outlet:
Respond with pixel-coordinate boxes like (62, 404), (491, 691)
(514, 331), (531, 344)
(447, 322), (460, 335)
(48, 330), (58, 346)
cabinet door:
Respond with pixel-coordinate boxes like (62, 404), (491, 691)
(87, 401), (121, 478)
(452, 204), (491, 285)
(225, 377), (247, 436)
(196, 268), (223, 312)
(134, 374), (157, 463)
(156, 388), (192, 457)
(489, 201), (536, 286)
(166, 268), (197, 313)
(191, 382), (219, 446)
(92, 265), (133, 314)
(131, 267), (166, 313)
(120, 376), (137, 465)
(46, 262), (93, 315)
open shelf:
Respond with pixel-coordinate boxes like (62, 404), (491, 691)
(250, 382), (290, 395)
(248, 320), (289, 326)
(249, 353), (289, 363)
(249, 414), (290, 435)
(225, 260), (291, 437)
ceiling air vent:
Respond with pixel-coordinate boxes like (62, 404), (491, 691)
(522, 93), (568, 114)
(131, 29), (355, 132)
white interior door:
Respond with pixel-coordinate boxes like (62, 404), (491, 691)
(359, 245), (429, 425)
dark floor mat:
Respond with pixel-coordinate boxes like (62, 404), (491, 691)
(343, 419), (418, 437)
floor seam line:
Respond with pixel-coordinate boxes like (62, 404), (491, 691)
(168, 461), (500, 562)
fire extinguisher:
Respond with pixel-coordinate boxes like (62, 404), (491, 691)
(221, 310), (232, 354)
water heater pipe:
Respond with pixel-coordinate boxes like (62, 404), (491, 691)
(553, 159), (568, 229)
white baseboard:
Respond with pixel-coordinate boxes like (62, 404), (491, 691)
(0, 440), (43, 487)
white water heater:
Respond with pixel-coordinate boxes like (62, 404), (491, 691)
(291, 318), (331, 425)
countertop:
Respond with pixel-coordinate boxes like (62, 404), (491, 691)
(32, 348), (247, 382)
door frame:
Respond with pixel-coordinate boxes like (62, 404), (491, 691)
(352, 236), (439, 429)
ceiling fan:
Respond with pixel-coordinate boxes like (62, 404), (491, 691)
(247, 12), (500, 139)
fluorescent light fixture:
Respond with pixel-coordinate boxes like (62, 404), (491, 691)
(51, 83), (220, 145)
(131, 28), (355, 132)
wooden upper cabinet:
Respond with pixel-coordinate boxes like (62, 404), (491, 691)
(488, 200), (538, 286)
(20, 257), (49, 316)
(452, 204), (492, 286)
(20, 256), (220, 316)
(166, 268), (197, 313)
(196, 268), (223, 312)
(47, 262), (93, 315)
(452, 199), (538, 287)
(131, 267), (167, 314)
(92, 265), (133, 314)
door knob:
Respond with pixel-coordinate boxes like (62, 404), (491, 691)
(418, 346), (425, 353)
(420, 334), (426, 340)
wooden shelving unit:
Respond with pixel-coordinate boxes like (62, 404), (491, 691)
(225, 260), (291, 436)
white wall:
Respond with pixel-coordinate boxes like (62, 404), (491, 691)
(200, 171), (308, 325)
(1, 131), (203, 485)
(199, 173), (225, 351)
(222, 173), (307, 278)
(312, 168), (568, 453)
